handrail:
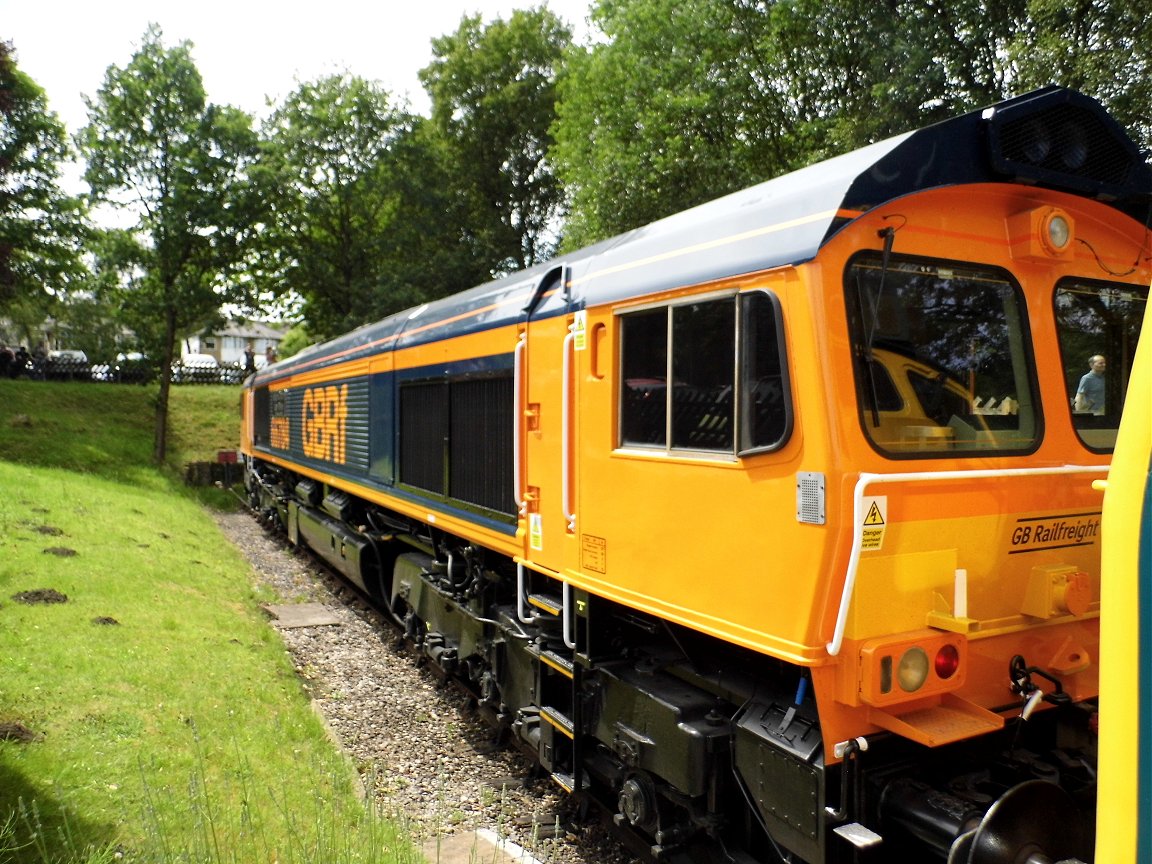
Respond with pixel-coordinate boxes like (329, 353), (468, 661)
(513, 332), (526, 516)
(516, 562), (532, 624)
(562, 325), (576, 533)
(826, 464), (1109, 656)
(517, 561), (577, 650)
(563, 582), (576, 650)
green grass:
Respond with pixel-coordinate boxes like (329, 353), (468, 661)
(164, 386), (245, 470)
(0, 380), (416, 863)
(0, 381), (241, 485)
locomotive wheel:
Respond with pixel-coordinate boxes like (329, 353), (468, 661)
(960, 780), (1088, 864)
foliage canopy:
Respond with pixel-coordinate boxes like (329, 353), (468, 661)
(0, 40), (88, 339)
(421, 8), (572, 274)
(552, 0), (1152, 247)
(254, 73), (422, 339)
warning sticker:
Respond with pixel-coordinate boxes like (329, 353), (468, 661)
(573, 310), (587, 351)
(860, 496), (887, 551)
(529, 513), (543, 551)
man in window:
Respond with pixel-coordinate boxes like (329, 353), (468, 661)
(1073, 355), (1107, 415)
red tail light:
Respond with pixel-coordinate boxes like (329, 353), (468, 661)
(935, 643), (961, 680)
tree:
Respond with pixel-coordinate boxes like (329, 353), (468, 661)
(420, 8), (572, 273)
(1010, 0), (1152, 151)
(77, 25), (262, 462)
(255, 74), (436, 339)
(758, 0), (1025, 154)
(0, 40), (88, 324)
(276, 322), (313, 359)
(553, 0), (1152, 249)
(552, 0), (809, 249)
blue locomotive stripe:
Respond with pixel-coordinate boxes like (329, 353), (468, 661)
(256, 362), (519, 538)
(1140, 453), (1152, 864)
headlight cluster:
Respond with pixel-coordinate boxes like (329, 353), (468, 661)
(861, 632), (966, 706)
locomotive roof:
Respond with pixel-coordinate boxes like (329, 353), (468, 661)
(258, 86), (1151, 380)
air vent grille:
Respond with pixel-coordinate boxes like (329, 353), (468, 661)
(796, 472), (826, 525)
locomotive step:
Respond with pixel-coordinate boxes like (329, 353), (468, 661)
(539, 649), (575, 678)
(550, 771), (589, 794)
(527, 592), (564, 616)
(833, 822), (883, 850)
(540, 705), (575, 738)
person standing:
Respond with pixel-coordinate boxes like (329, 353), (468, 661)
(1074, 355), (1107, 414)
(243, 344), (256, 374)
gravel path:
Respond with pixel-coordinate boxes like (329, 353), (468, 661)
(213, 510), (636, 864)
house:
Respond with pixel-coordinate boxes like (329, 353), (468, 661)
(183, 321), (288, 366)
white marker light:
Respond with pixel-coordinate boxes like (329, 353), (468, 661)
(1047, 213), (1071, 250)
(897, 647), (930, 692)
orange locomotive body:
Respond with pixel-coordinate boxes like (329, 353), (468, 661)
(241, 87), (1150, 863)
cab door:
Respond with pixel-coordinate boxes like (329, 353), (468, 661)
(517, 265), (575, 576)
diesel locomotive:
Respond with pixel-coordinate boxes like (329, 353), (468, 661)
(241, 86), (1151, 863)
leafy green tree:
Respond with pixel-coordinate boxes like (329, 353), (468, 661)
(760, 0), (1025, 153)
(553, 0), (1152, 248)
(275, 322), (313, 359)
(1011, 0), (1152, 151)
(553, 0), (810, 249)
(420, 8), (572, 272)
(77, 25), (262, 462)
(48, 291), (128, 361)
(0, 40), (88, 326)
(256, 74), (437, 338)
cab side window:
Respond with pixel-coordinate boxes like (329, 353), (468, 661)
(619, 291), (790, 456)
(1055, 279), (1148, 452)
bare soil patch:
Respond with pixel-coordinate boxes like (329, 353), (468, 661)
(12, 588), (69, 604)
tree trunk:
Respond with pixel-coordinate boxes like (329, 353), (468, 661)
(152, 307), (177, 464)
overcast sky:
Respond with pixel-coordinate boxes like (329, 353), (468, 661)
(4, 0), (594, 137)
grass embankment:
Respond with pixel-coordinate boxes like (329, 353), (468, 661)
(0, 381), (414, 863)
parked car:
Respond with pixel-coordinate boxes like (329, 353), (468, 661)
(172, 353), (220, 384)
(45, 349), (90, 380)
(49, 349), (88, 363)
(114, 352), (153, 384)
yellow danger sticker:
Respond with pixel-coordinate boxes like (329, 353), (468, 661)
(573, 310), (587, 351)
(529, 513), (543, 551)
(861, 496), (887, 551)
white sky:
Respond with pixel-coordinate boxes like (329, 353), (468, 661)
(3, 0), (594, 138)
